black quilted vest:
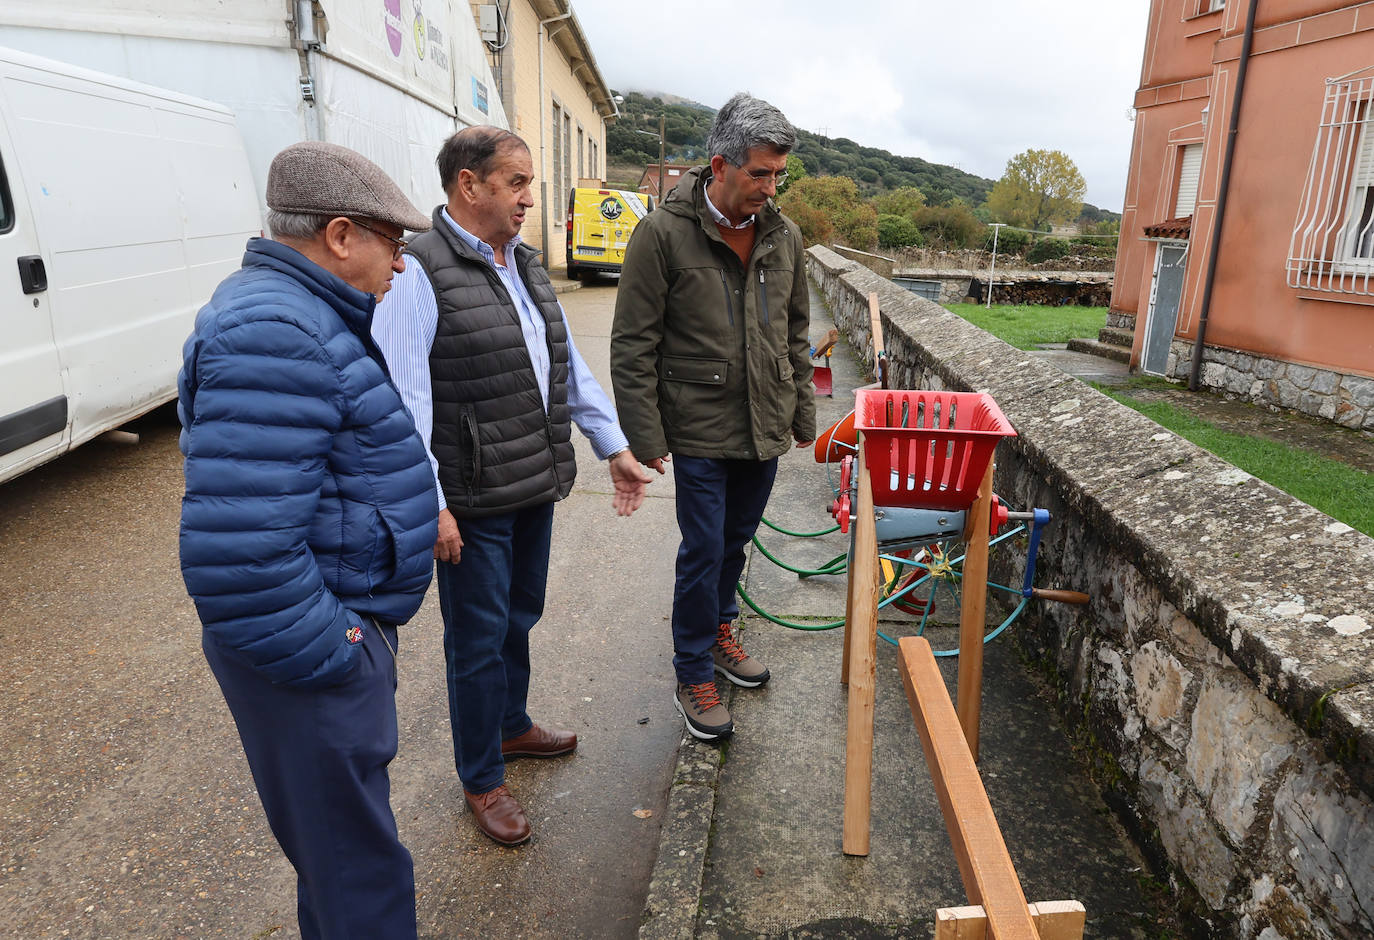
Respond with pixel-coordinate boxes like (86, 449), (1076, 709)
(405, 210), (576, 517)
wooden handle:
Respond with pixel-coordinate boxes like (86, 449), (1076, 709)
(868, 292), (884, 359)
(1031, 588), (1090, 605)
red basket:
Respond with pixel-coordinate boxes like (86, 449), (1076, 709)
(854, 390), (1016, 510)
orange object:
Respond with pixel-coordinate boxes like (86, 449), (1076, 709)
(814, 411), (858, 463)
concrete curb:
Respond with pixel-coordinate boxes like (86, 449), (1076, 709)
(637, 720), (727, 939)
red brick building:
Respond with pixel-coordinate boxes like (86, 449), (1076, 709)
(1112, 0), (1374, 429)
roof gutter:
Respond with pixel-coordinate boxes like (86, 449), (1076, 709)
(1188, 0), (1259, 391)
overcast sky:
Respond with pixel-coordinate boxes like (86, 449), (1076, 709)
(569, 0), (1150, 211)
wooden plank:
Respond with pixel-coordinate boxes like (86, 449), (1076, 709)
(936, 902), (1084, 940)
(899, 636), (1040, 939)
(935, 907), (988, 940)
(868, 291), (885, 359)
(841, 478), (857, 684)
(1028, 901), (1087, 940)
(842, 439), (880, 856)
(955, 459), (996, 761)
(867, 292), (886, 387)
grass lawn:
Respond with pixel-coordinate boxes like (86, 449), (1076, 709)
(1101, 391), (1374, 536)
(947, 303), (1108, 350)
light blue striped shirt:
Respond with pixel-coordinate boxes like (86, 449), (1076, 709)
(372, 208), (629, 511)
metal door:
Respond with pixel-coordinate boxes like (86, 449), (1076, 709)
(0, 110), (66, 478)
(1142, 243), (1186, 375)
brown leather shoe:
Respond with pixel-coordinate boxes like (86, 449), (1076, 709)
(463, 784), (531, 846)
(500, 723), (577, 759)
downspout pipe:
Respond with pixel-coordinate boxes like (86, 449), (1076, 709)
(1188, 0), (1259, 391)
(537, 10), (573, 261)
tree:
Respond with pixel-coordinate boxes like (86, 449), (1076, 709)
(777, 175), (877, 249)
(877, 214), (922, 249)
(776, 153), (806, 198)
(985, 149), (1086, 231)
(912, 201), (985, 250)
(870, 186), (926, 220)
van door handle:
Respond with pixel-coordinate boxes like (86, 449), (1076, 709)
(589, 232), (604, 237)
(17, 256), (46, 294)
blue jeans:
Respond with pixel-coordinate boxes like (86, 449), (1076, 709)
(436, 502), (554, 794)
(670, 455), (779, 685)
(203, 621), (415, 940)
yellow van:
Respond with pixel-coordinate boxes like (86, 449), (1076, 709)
(565, 187), (654, 278)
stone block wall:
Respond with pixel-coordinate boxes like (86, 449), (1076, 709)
(894, 273), (974, 305)
(807, 246), (1374, 938)
(1165, 340), (1374, 432)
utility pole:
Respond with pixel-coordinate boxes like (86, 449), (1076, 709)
(658, 114), (665, 204)
(986, 223), (1005, 309)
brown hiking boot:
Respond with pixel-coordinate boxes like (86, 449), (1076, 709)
(712, 622), (771, 688)
(674, 681), (733, 740)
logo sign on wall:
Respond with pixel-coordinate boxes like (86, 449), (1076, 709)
(599, 197), (623, 221)
(384, 0), (403, 56)
(472, 77), (488, 114)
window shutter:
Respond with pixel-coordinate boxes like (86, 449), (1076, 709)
(1352, 119), (1374, 188)
(1175, 143), (1203, 217)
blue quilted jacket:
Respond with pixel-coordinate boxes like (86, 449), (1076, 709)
(178, 238), (439, 688)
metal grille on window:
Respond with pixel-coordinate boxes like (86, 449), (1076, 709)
(1287, 66), (1374, 294)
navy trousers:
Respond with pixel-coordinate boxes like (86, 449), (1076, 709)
(436, 502), (554, 795)
(203, 621), (415, 940)
(670, 454), (779, 685)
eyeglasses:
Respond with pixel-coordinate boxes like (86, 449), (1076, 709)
(734, 164), (789, 187)
(349, 218), (409, 259)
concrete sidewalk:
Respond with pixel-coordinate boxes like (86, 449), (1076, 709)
(638, 285), (1181, 939)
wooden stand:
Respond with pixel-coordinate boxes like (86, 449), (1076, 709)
(902, 635), (1086, 939)
(955, 460), (996, 760)
(841, 439), (880, 856)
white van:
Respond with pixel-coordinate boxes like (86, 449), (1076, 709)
(0, 47), (261, 483)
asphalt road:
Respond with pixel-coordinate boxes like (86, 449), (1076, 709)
(0, 276), (685, 939)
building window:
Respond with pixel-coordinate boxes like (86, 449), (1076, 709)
(551, 101), (563, 212)
(1288, 68), (1374, 294)
(563, 113), (572, 199)
(1175, 143), (1202, 218)
(577, 125), (584, 182)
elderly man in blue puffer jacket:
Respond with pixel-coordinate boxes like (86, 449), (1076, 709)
(179, 141), (438, 940)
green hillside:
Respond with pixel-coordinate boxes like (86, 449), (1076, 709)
(606, 90), (1118, 223)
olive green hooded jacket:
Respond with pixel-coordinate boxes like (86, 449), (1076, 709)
(610, 167), (816, 461)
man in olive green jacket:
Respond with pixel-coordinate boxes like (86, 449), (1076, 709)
(611, 93), (816, 741)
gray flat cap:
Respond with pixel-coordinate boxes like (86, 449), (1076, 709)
(266, 140), (431, 233)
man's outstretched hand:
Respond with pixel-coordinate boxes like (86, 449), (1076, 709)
(609, 449), (656, 516)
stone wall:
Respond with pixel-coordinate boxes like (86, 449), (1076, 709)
(829, 244), (894, 278)
(1164, 339), (1374, 432)
(807, 246), (1374, 938)
(893, 272), (973, 306)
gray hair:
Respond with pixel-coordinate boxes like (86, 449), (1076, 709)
(267, 209), (334, 240)
(706, 92), (796, 165)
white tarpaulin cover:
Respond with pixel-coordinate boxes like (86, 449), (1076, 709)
(0, 0), (507, 215)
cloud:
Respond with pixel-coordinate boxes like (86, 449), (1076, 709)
(573, 0), (1148, 209)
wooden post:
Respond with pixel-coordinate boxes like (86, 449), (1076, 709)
(899, 637), (1041, 939)
(842, 438), (880, 856)
(935, 901), (1084, 940)
(867, 292), (886, 387)
(841, 529), (856, 684)
(955, 459), (996, 761)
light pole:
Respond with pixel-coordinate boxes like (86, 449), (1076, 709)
(612, 94), (665, 201)
(986, 223), (1005, 308)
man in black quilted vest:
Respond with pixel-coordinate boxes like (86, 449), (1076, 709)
(372, 126), (652, 846)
